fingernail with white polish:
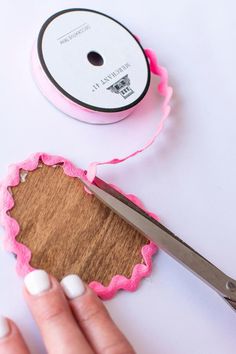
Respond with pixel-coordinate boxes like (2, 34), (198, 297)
(61, 275), (85, 300)
(0, 316), (10, 339)
(24, 270), (51, 296)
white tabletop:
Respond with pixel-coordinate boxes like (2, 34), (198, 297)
(1, 1), (236, 353)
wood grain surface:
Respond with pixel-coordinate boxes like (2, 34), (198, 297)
(9, 164), (149, 285)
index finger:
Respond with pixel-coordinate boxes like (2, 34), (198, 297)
(24, 270), (94, 354)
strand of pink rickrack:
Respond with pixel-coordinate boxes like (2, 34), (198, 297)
(86, 48), (173, 184)
(0, 48), (173, 301)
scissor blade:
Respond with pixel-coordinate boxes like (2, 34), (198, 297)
(83, 177), (236, 302)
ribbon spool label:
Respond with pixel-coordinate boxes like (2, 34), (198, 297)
(37, 9), (151, 113)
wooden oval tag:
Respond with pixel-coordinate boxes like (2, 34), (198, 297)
(0, 154), (158, 299)
(9, 164), (149, 285)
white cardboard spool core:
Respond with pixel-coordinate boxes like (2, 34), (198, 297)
(37, 9), (150, 113)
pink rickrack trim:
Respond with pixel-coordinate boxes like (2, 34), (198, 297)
(86, 48), (173, 183)
(0, 153), (158, 300)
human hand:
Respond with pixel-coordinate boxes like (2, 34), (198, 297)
(0, 270), (135, 354)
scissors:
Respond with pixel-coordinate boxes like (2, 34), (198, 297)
(83, 176), (236, 311)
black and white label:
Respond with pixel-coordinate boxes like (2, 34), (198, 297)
(38, 9), (150, 112)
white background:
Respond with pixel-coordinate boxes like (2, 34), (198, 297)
(0, 1), (236, 353)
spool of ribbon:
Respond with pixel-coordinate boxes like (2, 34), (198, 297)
(32, 9), (173, 181)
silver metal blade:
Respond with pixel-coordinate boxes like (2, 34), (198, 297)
(83, 177), (236, 302)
